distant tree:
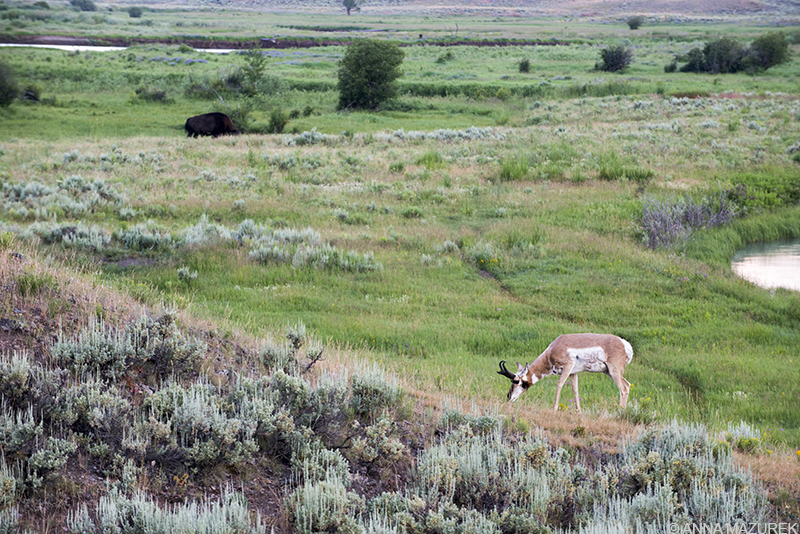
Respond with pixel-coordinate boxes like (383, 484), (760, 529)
(337, 40), (404, 110)
(0, 61), (18, 107)
(746, 31), (790, 70)
(519, 58), (531, 73)
(128, 6), (143, 18)
(70, 0), (96, 11)
(596, 45), (632, 72)
(343, 0), (360, 16)
(627, 16), (644, 30)
(33, 1), (50, 8)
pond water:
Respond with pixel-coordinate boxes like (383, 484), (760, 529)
(731, 238), (800, 292)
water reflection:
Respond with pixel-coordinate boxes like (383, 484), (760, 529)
(731, 238), (800, 292)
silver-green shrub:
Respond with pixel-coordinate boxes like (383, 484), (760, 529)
(179, 214), (232, 247)
(26, 436), (77, 488)
(0, 507), (19, 534)
(0, 405), (43, 454)
(350, 417), (405, 467)
(52, 318), (132, 378)
(172, 382), (258, 468)
(68, 486), (266, 534)
(0, 351), (31, 404)
(292, 444), (351, 486)
(114, 220), (173, 251)
(721, 421), (762, 454)
(349, 365), (402, 420)
(24, 221), (111, 251)
(125, 311), (206, 378)
(65, 377), (131, 452)
(249, 227), (382, 273)
(52, 311), (205, 381)
(177, 266), (198, 283)
(285, 473), (364, 534)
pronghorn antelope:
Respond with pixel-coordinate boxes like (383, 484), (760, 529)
(497, 333), (633, 413)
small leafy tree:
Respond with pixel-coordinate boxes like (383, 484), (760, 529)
(69, 0), (96, 11)
(0, 61), (18, 107)
(337, 40), (404, 110)
(596, 45), (632, 72)
(746, 31), (790, 70)
(519, 58), (531, 73)
(242, 49), (268, 87)
(343, 0), (360, 15)
(627, 16), (644, 30)
(128, 6), (143, 18)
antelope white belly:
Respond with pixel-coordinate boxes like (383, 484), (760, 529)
(568, 346), (608, 373)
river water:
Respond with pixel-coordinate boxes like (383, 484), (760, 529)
(731, 238), (800, 292)
(0, 43), (236, 54)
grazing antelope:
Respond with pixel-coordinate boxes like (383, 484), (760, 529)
(497, 333), (633, 413)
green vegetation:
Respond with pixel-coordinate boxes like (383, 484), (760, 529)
(337, 40), (404, 110)
(627, 15), (644, 30)
(679, 32), (791, 73)
(596, 44), (633, 72)
(0, 61), (17, 107)
(1, 5), (800, 532)
(69, 0), (95, 11)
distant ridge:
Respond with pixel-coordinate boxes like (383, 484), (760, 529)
(109, 0), (800, 17)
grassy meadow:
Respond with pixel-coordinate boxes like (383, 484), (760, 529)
(1, 3), (800, 531)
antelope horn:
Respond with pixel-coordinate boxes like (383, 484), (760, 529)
(497, 360), (516, 380)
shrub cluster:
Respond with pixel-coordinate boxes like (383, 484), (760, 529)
(596, 45), (633, 72)
(2, 175), (126, 221)
(358, 418), (765, 532)
(67, 486), (266, 534)
(678, 32), (790, 73)
(1, 311), (412, 532)
(249, 227), (383, 272)
(69, 0), (95, 11)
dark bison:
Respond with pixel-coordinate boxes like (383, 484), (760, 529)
(184, 112), (238, 138)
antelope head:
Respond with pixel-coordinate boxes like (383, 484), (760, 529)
(497, 361), (538, 402)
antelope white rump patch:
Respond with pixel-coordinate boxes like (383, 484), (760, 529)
(567, 346), (608, 373)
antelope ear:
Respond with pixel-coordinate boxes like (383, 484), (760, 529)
(516, 362), (525, 373)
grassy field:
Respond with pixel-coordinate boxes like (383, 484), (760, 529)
(1, 3), (799, 531)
